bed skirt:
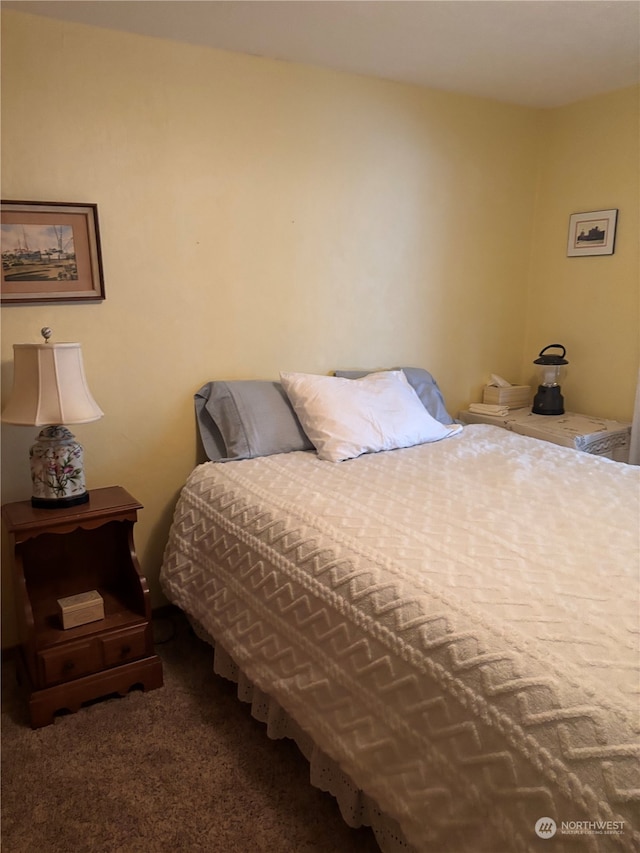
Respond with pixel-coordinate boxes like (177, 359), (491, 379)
(187, 614), (413, 853)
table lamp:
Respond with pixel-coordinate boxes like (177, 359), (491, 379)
(1, 327), (103, 508)
(532, 344), (569, 416)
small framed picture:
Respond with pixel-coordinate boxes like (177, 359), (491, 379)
(1, 201), (105, 304)
(567, 208), (618, 257)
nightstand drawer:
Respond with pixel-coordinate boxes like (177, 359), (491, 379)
(38, 640), (101, 686)
(100, 625), (148, 667)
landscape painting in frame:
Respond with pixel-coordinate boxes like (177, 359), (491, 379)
(567, 208), (618, 257)
(1, 201), (105, 304)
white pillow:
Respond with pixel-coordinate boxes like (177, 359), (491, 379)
(279, 370), (461, 462)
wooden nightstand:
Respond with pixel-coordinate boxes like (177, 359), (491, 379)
(2, 486), (163, 728)
(458, 408), (631, 461)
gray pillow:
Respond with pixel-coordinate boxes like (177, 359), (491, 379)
(334, 367), (456, 425)
(195, 380), (313, 461)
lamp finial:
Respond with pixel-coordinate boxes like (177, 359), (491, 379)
(41, 327), (52, 343)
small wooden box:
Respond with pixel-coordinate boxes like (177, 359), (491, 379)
(483, 385), (531, 409)
(57, 590), (105, 630)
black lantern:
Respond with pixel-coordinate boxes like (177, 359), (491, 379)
(532, 344), (568, 416)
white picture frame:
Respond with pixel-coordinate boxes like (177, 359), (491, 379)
(567, 208), (618, 257)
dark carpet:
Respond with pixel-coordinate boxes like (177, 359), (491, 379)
(1, 608), (379, 853)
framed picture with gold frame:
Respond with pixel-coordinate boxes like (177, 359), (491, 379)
(1, 200), (105, 304)
(567, 208), (618, 257)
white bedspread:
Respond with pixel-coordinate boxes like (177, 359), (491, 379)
(160, 425), (639, 853)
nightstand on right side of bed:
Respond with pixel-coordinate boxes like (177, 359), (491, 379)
(458, 407), (631, 462)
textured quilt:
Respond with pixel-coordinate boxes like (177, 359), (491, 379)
(160, 425), (639, 853)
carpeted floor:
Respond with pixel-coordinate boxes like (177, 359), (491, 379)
(1, 608), (379, 853)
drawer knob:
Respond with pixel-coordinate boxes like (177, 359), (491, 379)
(120, 644), (132, 657)
(62, 660), (75, 672)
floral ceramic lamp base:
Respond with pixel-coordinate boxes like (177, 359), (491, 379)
(29, 425), (89, 508)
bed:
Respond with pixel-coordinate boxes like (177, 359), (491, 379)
(160, 368), (639, 853)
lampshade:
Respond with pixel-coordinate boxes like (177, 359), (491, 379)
(2, 342), (103, 426)
(2, 333), (103, 508)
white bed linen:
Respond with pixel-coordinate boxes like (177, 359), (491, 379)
(160, 424), (639, 853)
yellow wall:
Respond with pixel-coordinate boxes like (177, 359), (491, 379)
(1, 11), (637, 646)
(523, 87), (639, 419)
